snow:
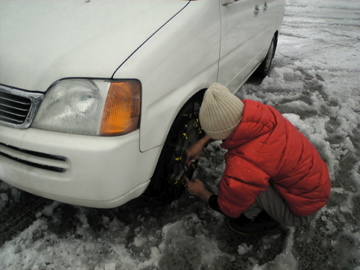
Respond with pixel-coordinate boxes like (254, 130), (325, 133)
(1, 0), (360, 269)
(252, 228), (298, 270)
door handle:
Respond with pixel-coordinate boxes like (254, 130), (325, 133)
(254, 5), (260, 15)
(222, 0), (239, 6)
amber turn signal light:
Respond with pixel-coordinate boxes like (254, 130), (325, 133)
(100, 81), (141, 136)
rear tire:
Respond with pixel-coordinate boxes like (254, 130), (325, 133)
(144, 96), (204, 202)
(255, 35), (277, 77)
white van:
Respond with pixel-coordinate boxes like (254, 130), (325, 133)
(0, 0), (285, 208)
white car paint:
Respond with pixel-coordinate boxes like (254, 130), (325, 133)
(0, 0), (189, 91)
(219, 0), (285, 92)
(0, 0), (285, 208)
(113, 1), (221, 152)
(0, 126), (158, 207)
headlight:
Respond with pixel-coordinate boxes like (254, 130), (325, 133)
(32, 79), (141, 136)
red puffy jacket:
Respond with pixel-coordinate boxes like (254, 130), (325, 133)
(218, 99), (331, 218)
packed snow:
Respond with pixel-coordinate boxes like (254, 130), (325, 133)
(1, 0), (359, 269)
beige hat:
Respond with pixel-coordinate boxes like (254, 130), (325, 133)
(199, 83), (244, 140)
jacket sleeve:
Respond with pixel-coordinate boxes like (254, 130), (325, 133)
(217, 156), (270, 218)
(208, 194), (223, 214)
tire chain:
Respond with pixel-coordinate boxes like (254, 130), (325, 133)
(0, 192), (51, 246)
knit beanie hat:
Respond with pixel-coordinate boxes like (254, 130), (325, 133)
(199, 83), (244, 140)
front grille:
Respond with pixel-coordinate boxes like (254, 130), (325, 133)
(0, 143), (68, 173)
(0, 92), (31, 124)
(0, 85), (43, 128)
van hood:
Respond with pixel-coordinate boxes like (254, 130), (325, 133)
(0, 0), (188, 92)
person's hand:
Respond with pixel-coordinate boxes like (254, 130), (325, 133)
(185, 143), (203, 165)
(185, 135), (212, 165)
(184, 176), (212, 202)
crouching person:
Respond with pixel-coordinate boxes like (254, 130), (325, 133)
(185, 83), (331, 235)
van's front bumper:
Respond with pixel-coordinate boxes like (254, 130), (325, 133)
(0, 126), (159, 208)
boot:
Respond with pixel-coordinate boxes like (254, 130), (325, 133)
(227, 211), (280, 235)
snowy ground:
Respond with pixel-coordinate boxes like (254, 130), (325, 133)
(1, 0), (359, 269)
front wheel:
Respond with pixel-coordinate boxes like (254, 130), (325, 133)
(144, 96), (204, 202)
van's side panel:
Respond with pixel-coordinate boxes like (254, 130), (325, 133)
(218, 0), (285, 93)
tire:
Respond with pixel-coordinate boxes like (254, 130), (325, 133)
(255, 35), (277, 77)
(144, 95), (204, 202)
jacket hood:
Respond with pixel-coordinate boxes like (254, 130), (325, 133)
(0, 0), (189, 91)
(221, 100), (276, 150)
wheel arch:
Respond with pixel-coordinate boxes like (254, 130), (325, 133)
(144, 88), (207, 201)
(159, 88), (206, 149)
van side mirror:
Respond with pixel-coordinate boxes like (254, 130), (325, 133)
(221, 0), (238, 6)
